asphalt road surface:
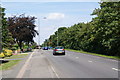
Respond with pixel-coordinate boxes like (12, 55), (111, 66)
(41, 49), (119, 78)
(2, 49), (119, 79)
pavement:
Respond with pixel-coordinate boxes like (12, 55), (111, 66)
(1, 52), (31, 78)
(1, 49), (119, 79)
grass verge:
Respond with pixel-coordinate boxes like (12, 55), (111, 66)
(0, 54), (28, 70)
(4, 54), (28, 59)
(0, 60), (20, 70)
(66, 49), (120, 60)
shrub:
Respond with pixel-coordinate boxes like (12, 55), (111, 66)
(0, 52), (5, 58)
(3, 49), (13, 57)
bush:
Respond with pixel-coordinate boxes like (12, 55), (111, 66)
(0, 52), (5, 58)
(3, 49), (13, 57)
(11, 47), (17, 51)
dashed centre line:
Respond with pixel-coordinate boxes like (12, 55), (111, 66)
(88, 60), (93, 63)
(111, 60), (118, 62)
(112, 68), (119, 71)
(76, 57), (79, 59)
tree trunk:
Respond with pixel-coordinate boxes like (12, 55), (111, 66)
(17, 41), (23, 52)
(27, 41), (29, 48)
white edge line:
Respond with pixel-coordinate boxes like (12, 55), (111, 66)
(16, 51), (34, 78)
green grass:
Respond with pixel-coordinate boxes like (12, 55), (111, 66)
(66, 49), (120, 60)
(0, 60), (20, 70)
(0, 54), (28, 70)
(4, 54), (28, 59)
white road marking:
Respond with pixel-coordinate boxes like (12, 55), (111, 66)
(112, 68), (119, 71)
(76, 57), (79, 59)
(88, 60), (93, 62)
(16, 50), (35, 78)
(48, 65), (54, 78)
(111, 60), (118, 62)
(50, 65), (60, 78)
(41, 50), (60, 78)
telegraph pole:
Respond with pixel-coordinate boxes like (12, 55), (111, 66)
(38, 17), (47, 46)
(38, 18), (40, 46)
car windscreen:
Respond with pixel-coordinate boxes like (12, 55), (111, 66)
(55, 47), (64, 49)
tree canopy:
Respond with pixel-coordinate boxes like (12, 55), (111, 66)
(7, 14), (39, 50)
(42, 2), (120, 57)
(0, 7), (14, 50)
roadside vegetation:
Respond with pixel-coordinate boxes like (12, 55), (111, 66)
(42, 2), (120, 58)
(66, 49), (120, 60)
(4, 54), (28, 59)
(0, 54), (28, 70)
(0, 7), (38, 59)
(0, 6), (38, 70)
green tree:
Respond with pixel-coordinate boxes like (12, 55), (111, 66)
(42, 1), (120, 57)
(91, 2), (120, 56)
(0, 7), (14, 50)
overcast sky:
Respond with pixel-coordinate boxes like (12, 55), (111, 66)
(1, 1), (100, 45)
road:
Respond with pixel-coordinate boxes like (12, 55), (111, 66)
(2, 49), (119, 79)
(42, 49), (119, 78)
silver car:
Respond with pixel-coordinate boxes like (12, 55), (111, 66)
(53, 46), (65, 55)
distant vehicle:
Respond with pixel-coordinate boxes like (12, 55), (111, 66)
(35, 46), (39, 49)
(43, 47), (48, 50)
(27, 47), (32, 51)
(53, 46), (65, 55)
(48, 47), (53, 49)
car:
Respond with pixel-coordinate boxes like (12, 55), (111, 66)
(53, 46), (65, 55)
(43, 47), (48, 50)
(27, 48), (32, 51)
(48, 47), (53, 49)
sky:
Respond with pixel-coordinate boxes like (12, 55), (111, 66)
(1, 1), (100, 45)
(1, 0), (101, 2)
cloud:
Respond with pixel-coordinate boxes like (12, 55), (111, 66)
(47, 13), (65, 20)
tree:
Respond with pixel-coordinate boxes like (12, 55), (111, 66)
(0, 7), (14, 50)
(91, 2), (120, 56)
(7, 14), (39, 51)
(42, 1), (120, 57)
